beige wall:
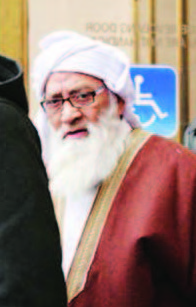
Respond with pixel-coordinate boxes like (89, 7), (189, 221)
(0, 0), (28, 88)
(28, 0), (196, 136)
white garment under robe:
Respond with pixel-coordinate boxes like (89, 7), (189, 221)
(62, 186), (99, 278)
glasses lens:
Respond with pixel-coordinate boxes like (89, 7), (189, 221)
(43, 99), (62, 113)
(72, 91), (94, 106)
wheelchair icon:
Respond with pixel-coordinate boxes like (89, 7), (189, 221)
(134, 75), (168, 128)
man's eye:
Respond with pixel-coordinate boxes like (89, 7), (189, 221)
(77, 92), (92, 100)
(46, 99), (61, 106)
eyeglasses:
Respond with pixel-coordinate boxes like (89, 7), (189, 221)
(40, 85), (105, 114)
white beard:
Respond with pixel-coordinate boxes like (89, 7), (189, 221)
(48, 99), (131, 199)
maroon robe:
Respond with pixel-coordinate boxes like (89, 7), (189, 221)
(68, 133), (196, 307)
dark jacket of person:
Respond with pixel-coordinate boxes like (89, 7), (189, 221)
(0, 55), (67, 306)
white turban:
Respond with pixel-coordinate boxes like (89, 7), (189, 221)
(32, 30), (140, 128)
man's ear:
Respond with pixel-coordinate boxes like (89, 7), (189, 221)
(117, 97), (125, 119)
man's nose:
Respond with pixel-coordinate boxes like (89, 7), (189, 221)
(60, 101), (82, 124)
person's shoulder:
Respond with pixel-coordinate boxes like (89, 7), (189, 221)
(129, 132), (196, 184)
(0, 97), (27, 127)
(0, 97), (41, 151)
(147, 133), (196, 166)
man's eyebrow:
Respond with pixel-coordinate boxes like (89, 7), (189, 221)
(46, 86), (95, 98)
(69, 86), (94, 95)
(46, 92), (63, 99)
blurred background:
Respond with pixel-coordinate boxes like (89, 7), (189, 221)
(0, 0), (195, 144)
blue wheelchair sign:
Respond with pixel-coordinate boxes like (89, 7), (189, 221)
(130, 65), (178, 138)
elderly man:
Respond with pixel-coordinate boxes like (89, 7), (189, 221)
(32, 31), (196, 307)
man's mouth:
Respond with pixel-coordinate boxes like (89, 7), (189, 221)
(63, 128), (88, 139)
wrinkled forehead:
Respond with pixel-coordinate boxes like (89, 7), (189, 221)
(44, 71), (105, 97)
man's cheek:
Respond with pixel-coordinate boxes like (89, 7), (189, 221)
(49, 117), (61, 130)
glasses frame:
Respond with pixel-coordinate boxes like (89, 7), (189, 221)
(40, 85), (105, 113)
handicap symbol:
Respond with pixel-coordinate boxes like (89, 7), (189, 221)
(133, 75), (168, 128)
